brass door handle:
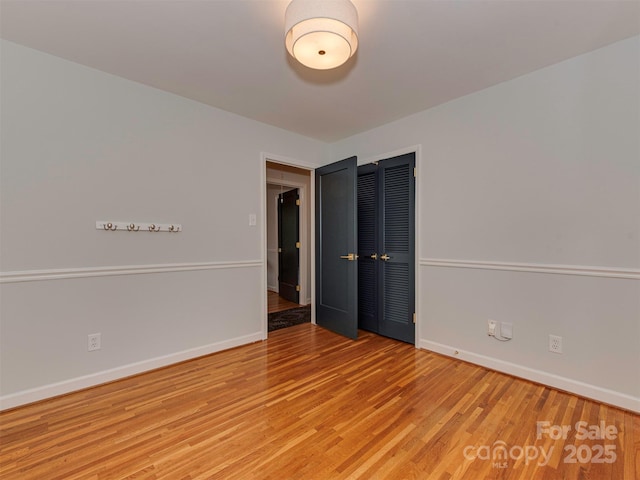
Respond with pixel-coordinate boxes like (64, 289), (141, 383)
(380, 254), (391, 261)
(370, 253), (378, 260)
(340, 253), (358, 261)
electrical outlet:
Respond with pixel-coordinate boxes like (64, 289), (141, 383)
(501, 322), (513, 339)
(549, 334), (562, 354)
(487, 320), (497, 336)
(88, 333), (101, 351)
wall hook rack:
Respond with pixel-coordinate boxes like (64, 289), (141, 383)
(96, 221), (182, 233)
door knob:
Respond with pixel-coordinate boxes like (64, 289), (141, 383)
(380, 254), (391, 261)
(370, 253), (378, 260)
(339, 253), (358, 261)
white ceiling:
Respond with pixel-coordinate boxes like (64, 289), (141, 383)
(1, 0), (639, 142)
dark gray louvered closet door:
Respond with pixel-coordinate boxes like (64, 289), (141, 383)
(357, 164), (378, 333)
(357, 153), (415, 344)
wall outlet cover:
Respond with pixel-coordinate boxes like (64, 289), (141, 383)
(549, 334), (562, 354)
(501, 322), (513, 339)
(88, 333), (101, 351)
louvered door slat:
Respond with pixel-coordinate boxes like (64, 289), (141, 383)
(383, 164), (410, 254)
(379, 154), (415, 343)
(357, 167), (378, 332)
(357, 153), (415, 344)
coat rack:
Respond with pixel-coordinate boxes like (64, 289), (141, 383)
(96, 221), (182, 232)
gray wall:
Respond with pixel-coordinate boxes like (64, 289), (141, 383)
(0, 40), (327, 408)
(330, 36), (640, 411)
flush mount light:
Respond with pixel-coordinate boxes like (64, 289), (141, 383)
(285, 0), (359, 70)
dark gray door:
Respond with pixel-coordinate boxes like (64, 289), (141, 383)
(315, 157), (358, 339)
(357, 164), (378, 333)
(379, 154), (415, 343)
(358, 153), (415, 344)
(278, 188), (300, 304)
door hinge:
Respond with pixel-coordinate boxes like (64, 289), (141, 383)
(413, 312), (416, 324)
(413, 167), (417, 178)
(278, 248), (282, 253)
(295, 242), (301, 249)
(296, 199), (300, 206)
(296, 285), (301, 292)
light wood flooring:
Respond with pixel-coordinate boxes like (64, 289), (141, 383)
(268, 290), (302, 314)
(1, 324), (638, 479)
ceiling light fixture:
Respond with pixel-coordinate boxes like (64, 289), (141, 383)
(285, 0), (359, 70)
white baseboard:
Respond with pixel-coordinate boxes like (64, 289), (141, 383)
(0, 332), (264, 411)
(419, 339), (640, 413)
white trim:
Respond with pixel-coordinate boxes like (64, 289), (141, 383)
(0, 332), (264, 411)
(413, 145), (422, 348)
(420, 258), (640, 280)
(262, 155), (269, 335)
(0, 260), (262, 284)
(359, 144), (422, 167)
(262, 152), (319, 171)
(419, 339), (640, 413)
(266, 247), (280, 293)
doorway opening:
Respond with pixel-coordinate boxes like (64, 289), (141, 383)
(265, 160), (312, 332)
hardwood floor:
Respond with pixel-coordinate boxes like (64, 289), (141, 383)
(1, 324), (638, 479)
(268, 290), (301, 314)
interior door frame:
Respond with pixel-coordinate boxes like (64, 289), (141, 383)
(261, 153), (316, 338)
(261, 145), (421, 345)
